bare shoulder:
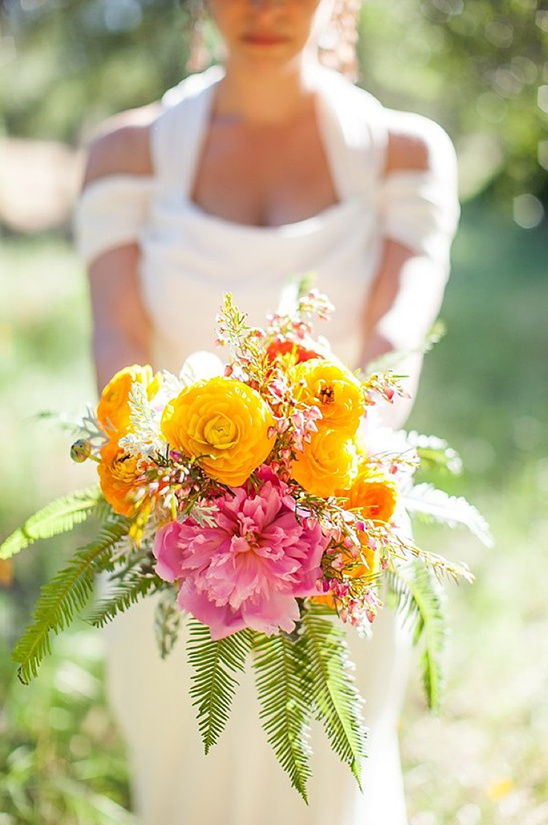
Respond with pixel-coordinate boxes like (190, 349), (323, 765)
(83, 102), (161, 187)
(384, 109), (456, 176)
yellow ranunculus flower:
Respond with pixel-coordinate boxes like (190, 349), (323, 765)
(97, 364), (159, 436)
(161, 377), (275, 487)
(291, 428), (357, 498)
(292, 358), (364, 436)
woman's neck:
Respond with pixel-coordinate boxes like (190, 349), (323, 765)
(214, 52), (322, 125)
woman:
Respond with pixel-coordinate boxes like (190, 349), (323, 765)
(76, 1), (459, 823)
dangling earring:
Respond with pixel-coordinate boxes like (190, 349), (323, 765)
(185, 0), (212, 73)
(318, 0), (361, 83)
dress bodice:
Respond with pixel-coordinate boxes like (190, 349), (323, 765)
(141, 66), (387, 371)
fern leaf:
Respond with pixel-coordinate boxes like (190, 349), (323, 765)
(253, 632), (312, 802)
(87, 573), (161, 629)
(13, 517), (129, 684)
(187, 620), (252, 755)
(154, 588), (183, 659)
(403, 483), (493, 547)
(406, 432), (463, 475)
(302, 605), (367, 788)
(389, 562), (447, 711)
(0, 486), (105, 560)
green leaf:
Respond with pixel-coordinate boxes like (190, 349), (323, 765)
(154, 588), (183, 659)
(403, 482), (493, 547)
(187, 620), (252, 755)
(406, 431), (463, 475)
(388, 562), (447, 711)
(87, 571), (161, 629)
(302, 604), (367, 789)
(0, 485), (106, 560)
(253, 631), (312, 802)
(13, 517), (129, 684)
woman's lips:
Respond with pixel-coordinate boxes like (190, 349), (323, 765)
(242, 33), (287, 46)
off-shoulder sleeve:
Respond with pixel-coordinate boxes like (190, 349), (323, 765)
(378, 168), (460, 265)
(74, 175), (154, 266)
(374, 127), (460, 350)
(377, 116), (460, 263)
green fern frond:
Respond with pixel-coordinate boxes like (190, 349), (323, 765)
(0, 486), (105, 560)
(403, 483), (493, 547)
(253, 631), (312, 802)
(187, 620), (252, 755)
(302, 605), (367, 789)
(388, 562), (447, 711)
(13, 517), (129, 685)
(87, 573), (161, 629)
(93, 497), (116, 524)
(406, 432), (463, 475)
(154, 588), (183, 659)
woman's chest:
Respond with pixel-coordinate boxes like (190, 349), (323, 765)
(190, 115), (339, 228)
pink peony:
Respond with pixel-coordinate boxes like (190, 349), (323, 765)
(153, 467), (328, 639)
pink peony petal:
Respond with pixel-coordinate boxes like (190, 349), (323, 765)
(153, 521), (186, 582)
(164, 469), (330, 637)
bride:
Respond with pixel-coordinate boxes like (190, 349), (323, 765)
(76, 1), (459, 822)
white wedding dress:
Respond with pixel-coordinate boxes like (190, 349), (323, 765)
(76, 65), (459, 825)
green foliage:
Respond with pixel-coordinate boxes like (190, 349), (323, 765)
(301, 605), (367, 788)
(360, 0), (548, 201)
(0, 486), (104, 560)
(87, 568), (160, 629)
(187, 620), (252, 755)
(408, 432), (463, 476)
(388, 562), (447, 711)
(404, 483), (494, 547)
(187, 612), (367, 801)
(253, 630), (313, 801)
(0, 629), (134, 823)
(13, 516), (129, 685)
(154, 587), (183, 659)
(0, 0), (190, 142)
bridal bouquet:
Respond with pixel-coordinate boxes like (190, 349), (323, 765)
(1, 287), (490, 800)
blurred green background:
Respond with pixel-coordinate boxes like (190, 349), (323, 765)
(1, 1), (547, 823)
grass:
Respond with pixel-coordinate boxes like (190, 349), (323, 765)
(1, 200), (547, 823)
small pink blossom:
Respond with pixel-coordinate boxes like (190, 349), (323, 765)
(153, 467), (329, 639)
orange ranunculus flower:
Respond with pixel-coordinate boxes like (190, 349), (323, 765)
(98, 440), (142, 516)
(291, 428), (357, 498)
(266, 338), (322, 365)
(292, 359), (364, 436)
(97, 364), (159, 436)
(340, 466), (399, 525)
(161, 377), (275, 487)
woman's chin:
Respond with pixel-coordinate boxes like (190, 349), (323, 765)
(229, 40), (307, 73)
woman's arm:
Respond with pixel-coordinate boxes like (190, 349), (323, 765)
(82, 109), (158, 391)
(360, 114), (458, 428)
